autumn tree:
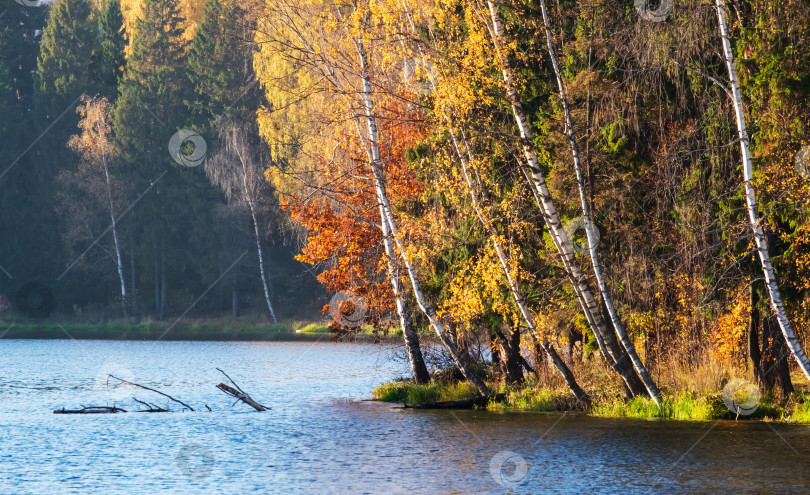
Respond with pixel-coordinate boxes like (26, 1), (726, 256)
(206, 124), (279, 323)
(62, 96), (129, 316)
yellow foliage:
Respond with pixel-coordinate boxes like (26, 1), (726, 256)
(713, 286), (749, 366)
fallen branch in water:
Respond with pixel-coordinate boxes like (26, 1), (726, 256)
(133, 398), (168, 412)
(54, 405), (126, 414)
(216, 368), (268, 411)
(108, 374), (194, 411)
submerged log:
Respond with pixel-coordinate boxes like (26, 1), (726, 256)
(54, 406), (126, 414)
(216, 383), (267, 411)
(216, 368), (268, 411)
(409, 393), (507, 410)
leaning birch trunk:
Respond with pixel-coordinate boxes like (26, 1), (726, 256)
(356, 39), (490, 396)
(379, 203), (432, 384)
(484, 1), (645, 397)
(397, 1), (584, 397)
(534, 0), (661, 405)
(715, 0), (810, 381)
(450, 127), (588, 402)
(249, 200), (277, 324)
(243, 166), (278, 324)
(102, 157), (127, 319)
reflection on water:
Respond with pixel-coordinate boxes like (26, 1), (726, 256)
(0, 340), (808, 494)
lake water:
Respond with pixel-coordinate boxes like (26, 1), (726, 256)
(0, 340), (808, 494)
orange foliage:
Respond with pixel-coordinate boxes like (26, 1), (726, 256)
(285, 99), (425, 326)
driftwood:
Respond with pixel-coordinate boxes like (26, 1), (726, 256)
(408, 393), (506, 410)
(108, 374), (194, 411)
(133, 398), (168, 412)
(54, 406), (126, 414)
(216, 368), (268, 411)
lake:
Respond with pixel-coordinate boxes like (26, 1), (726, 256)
(0, 340), (808, 494)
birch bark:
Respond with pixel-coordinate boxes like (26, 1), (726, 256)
(357, 38), (490, 395)
(483, 1), (647, 398)
(715, 0), (810, 381)
(532, 0), (661, 405)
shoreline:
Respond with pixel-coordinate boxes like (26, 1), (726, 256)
(373, 379), (810, 424)
(0, 321), (401, 343)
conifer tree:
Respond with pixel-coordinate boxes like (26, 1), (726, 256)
(93, 0), (126, 99)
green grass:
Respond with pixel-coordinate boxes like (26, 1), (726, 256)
(372, 378), (810, 422)
(372, 380), (480, 405)
(490, 387), (573, 412)
(590, 393), (727, 420)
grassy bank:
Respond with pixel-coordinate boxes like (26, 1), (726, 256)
(0, 319), (397, 342)
(373, 379), (810, 423)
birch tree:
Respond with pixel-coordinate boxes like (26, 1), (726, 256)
(255, 0), (490, 394)
(65, 96), (128, 317)
(472, 0), (652, 400)
(206, 124), (279, 323)
(521, 0), (661, 404)
(355, 35), (491, 395)
(254, 2), (431, 384)
(715, 0), (810, 381)
(394, 0), (587, 400)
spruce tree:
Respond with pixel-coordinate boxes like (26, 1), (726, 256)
(93, 0), (126, 99)
(186, 0), (258, 133)
(114, 0), (218, 317)
(35, 0), (94, 122)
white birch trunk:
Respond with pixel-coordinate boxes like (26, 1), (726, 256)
(484, 1), (646, 397)
(715, 0), (810, 381)
(398, 0), (585, 398)
(378, 201), (431, 383)
(248, 195), (277, 324)
(100, 145), (127, 318)
(534, 0), (661, 405)
(239, 150), (278, 324)
(450, 126), (588, 401)
(356, 38), (490, 396)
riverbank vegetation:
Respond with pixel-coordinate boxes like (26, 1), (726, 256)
(374, 374), (810, 423)
(4, 0), (810, 418)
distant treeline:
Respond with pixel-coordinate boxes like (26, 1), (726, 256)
(0, 0), (323, 322)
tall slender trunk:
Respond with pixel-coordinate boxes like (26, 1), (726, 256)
(129, 225), (136, 317)
(398, 0), (585, 399)
(379, 204), (431, 384)
(160, 249), (166, 320)
(248, 197), (277, 323)
(715, 0), (810, 382)
(531, 0), (661, 405)
(449, 126), (588, 401)
(100, 148), (126, 318)
(483, 1), (645, 398)
(356, 38), (489, 396)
